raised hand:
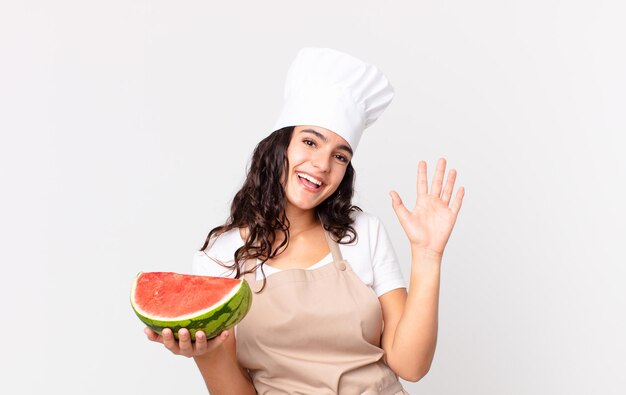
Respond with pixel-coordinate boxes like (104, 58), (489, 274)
(390, 158), (465, 256)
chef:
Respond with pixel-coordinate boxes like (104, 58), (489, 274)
(145, 47), (465, 394)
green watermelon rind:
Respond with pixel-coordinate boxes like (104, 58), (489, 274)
(131, 276), (252, 341)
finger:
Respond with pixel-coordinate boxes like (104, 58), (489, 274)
(390, 191), (411, 219)
(178, 328), (193, 357)
(450, 186), (465, 215)
(195, 330), (229, 356)
(430, 158), (447, 197)
(441, 169), (457, 206)
(417, 161), (428, 197)
(162, 328), (180, 353)
(206, 330), (230, 353)
(194, 330), (208, 354)
(144, 327), (163, 343)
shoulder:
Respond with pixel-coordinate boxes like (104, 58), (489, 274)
(339, 210), (391, 255)
(191, 228), (244, 278)
(344, 210), (386, 244)
(351, 209), (379, 225)
(205, 228), (243, 258)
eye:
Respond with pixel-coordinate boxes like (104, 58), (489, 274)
(303, 139), (315, 147)
(334, 154), (349, 163)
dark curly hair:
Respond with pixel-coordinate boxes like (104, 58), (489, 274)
(199, 126), (361, 289)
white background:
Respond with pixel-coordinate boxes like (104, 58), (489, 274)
(1, 1), (625, 394)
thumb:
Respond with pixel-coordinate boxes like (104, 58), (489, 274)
(389, 191), (410, 219)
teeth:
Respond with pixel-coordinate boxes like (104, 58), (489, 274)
(297, 172), (322, 186)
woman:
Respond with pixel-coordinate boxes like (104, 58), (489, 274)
(144, 48), (465, 394)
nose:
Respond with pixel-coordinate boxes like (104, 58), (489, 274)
(311, 152), (331, 172)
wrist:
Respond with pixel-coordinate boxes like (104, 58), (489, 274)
(410, 245), (443, 262)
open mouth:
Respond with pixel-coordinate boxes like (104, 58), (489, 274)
(296, 172), (322, 189)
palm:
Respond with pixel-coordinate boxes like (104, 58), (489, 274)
(390, 158), (465, 255)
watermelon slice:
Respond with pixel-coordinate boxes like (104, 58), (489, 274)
(130, 272), (252, 341)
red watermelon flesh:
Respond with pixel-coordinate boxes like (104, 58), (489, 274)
(134, 272), (240, 318)
(131, 272), (252, 340)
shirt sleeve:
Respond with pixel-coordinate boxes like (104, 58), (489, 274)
(367, 214), (406, 297)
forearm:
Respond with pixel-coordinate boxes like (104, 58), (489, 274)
(193, 343), (256, 395)
(387, 248), (441, 381)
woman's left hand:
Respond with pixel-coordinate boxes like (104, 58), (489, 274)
(390, 158), (465, 256)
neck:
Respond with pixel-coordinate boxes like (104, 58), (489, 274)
(285, 205), (319, 234)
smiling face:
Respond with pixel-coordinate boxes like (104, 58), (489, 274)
(283, 125), (353, 215)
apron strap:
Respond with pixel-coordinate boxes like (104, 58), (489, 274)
(323, 229), (344, 262)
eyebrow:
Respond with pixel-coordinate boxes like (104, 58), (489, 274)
(300, 129), (354, 156)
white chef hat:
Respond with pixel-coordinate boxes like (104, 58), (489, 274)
(272, 47), (394, 152)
